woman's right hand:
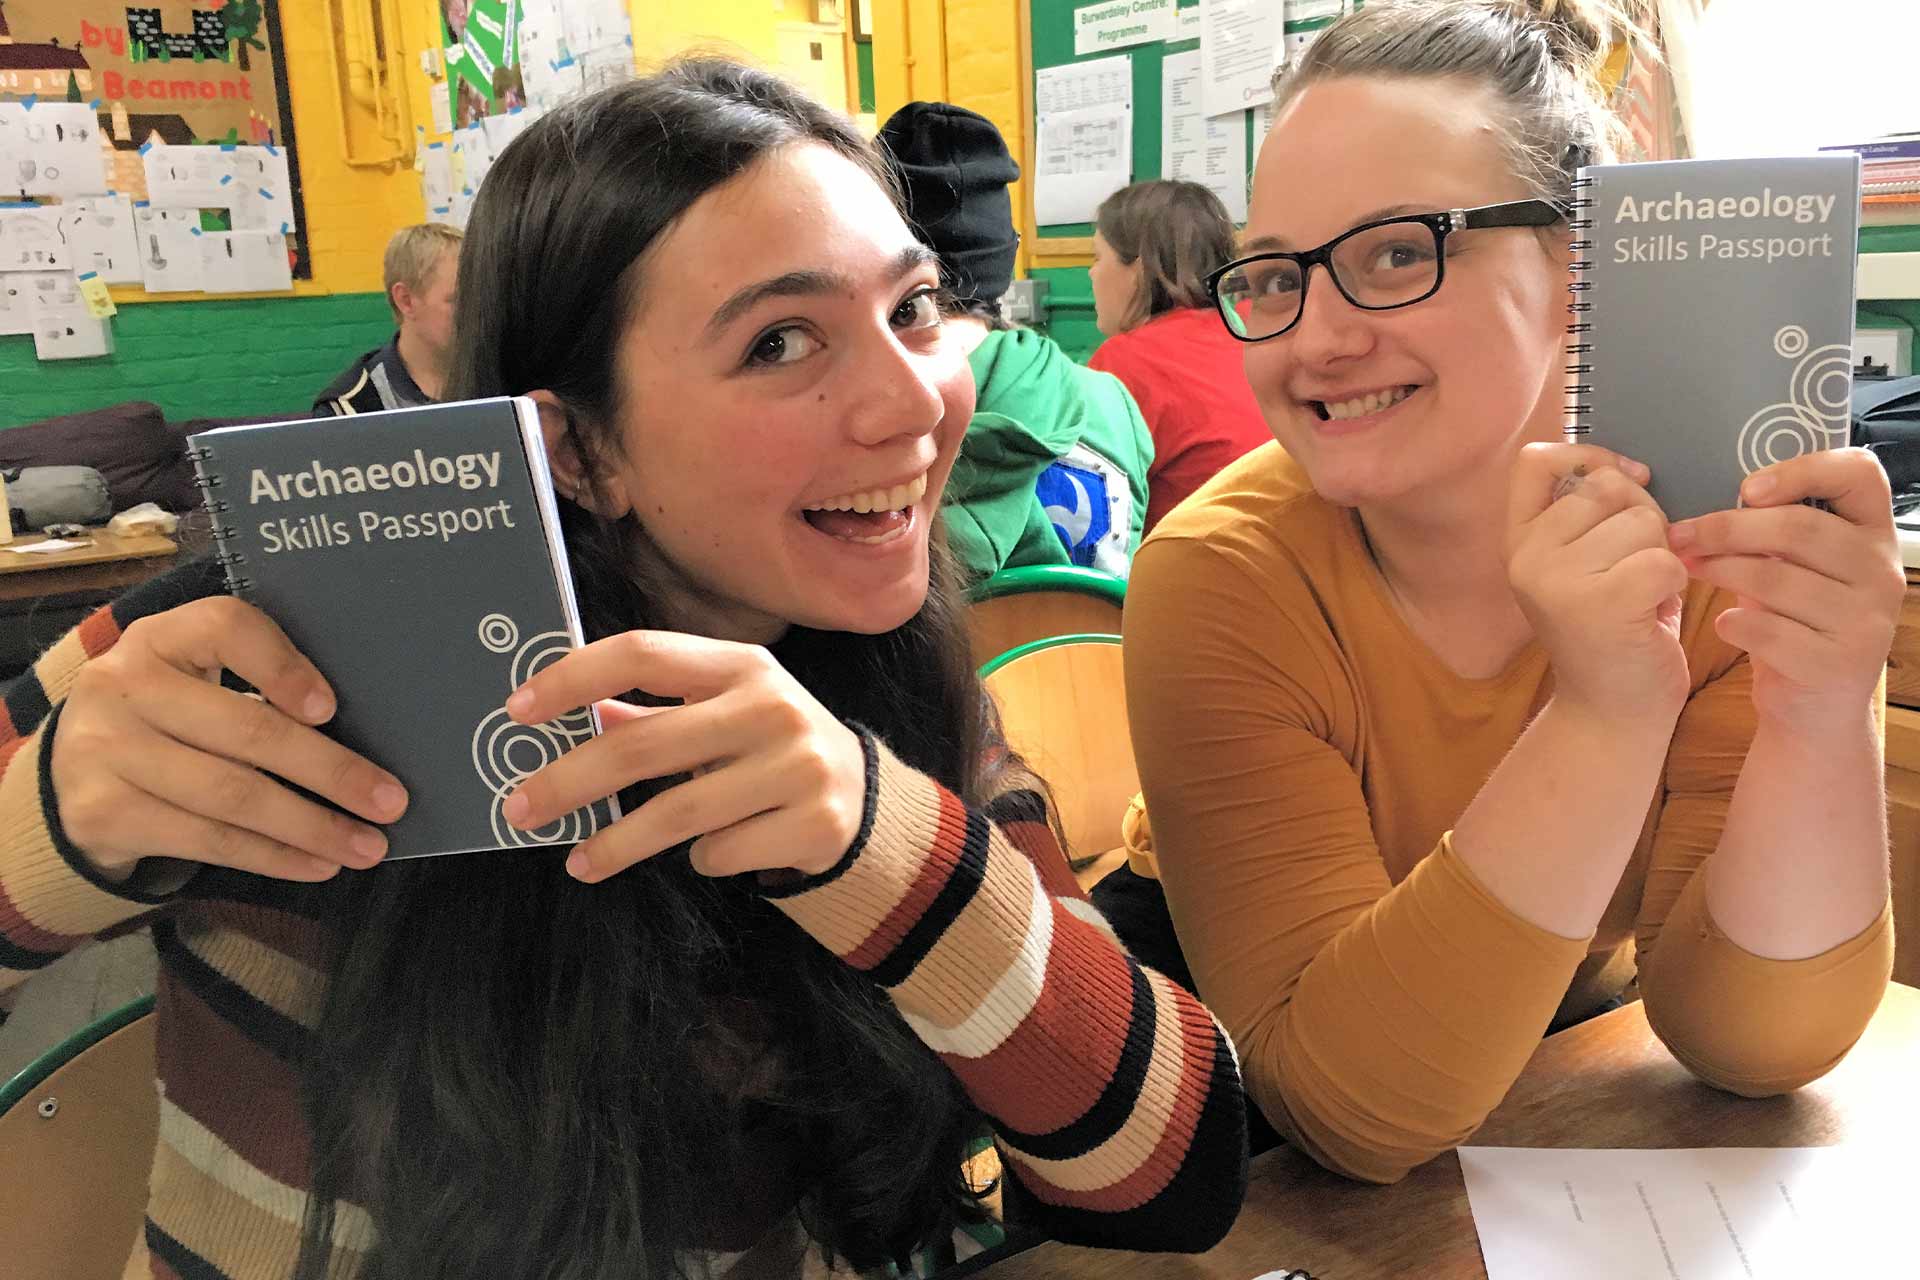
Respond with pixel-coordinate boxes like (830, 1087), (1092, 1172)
(1506, 442), (1691, 725)
(48, 597), (407, 883)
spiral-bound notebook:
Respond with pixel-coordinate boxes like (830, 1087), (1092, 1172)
(187, 397), (619, 859)
(1567, 154), (1861, 520)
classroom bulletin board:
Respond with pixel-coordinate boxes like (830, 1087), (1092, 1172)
(0, 0), (308, 274)
(1022, 0), (1356, 262)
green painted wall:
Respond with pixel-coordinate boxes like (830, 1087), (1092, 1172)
(856, 40), (876, 114)
(1032, 266), (1101, 363)
(1, 294), (394, 430)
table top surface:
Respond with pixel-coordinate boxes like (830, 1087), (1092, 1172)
(0, 519), (208, 607)
(974, 983), (1920, 1280)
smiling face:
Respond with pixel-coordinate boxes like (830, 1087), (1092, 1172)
(1243, 76), (1571, 508)
(573, 142), (970, 643)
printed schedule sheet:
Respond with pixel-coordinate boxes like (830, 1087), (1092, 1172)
(1459, 1146), (1903, 1279)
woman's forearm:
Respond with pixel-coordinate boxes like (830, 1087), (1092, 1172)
(1452, 698), (1678, 939)
(1705, 705), (1889, 960)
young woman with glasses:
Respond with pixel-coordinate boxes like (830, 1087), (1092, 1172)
(1120, 0), (1900, 1185)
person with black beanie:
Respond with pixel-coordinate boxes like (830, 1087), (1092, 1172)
(877, 101), (1154, 583)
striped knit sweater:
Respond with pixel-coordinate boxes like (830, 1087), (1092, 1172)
(0, 563), (1248, 1279)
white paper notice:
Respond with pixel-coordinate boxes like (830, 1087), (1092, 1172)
(58, 194), (141, 284)
(132, 207), (206, 293)
(1035, 108), (1132, 225)
(1033, 56), (1134, 225)
(1201, 0), (1285, 120)
(0, 103), (111, 198)
(143, 145), (230, 207)
(1460, 1147), (1908, 1280)
(27, 272), (113, 360)
(222, 146), (295, 234)
(1283, 0), (1347, 63)
(1162, 50), (1248, 222)
(1035, 54), (1134, 116)
(481, 111), (535, 160)
(1074, 0), (1177, 57)
(0, 272), (33, 336)
(0, 205), (69, 271)
(1177, 4), (1202, 40)
(199, 231), (292, 294)
(422, 143), (453, 217)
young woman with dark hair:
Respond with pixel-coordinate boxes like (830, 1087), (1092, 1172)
(0, 60), (1246, 1280)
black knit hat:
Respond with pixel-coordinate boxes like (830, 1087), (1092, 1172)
(877, 102), (1021, 305)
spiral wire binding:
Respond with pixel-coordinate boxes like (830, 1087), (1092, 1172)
(1564, 175), (1597, 436)
(185, 443), (254, 595)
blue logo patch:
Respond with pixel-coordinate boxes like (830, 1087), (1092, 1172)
(1036, 461), (1112, 568)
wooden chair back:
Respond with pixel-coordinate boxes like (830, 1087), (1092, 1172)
(0, 996), (157, 1280)
(967, 566), (1125, 671)
(980, 635), (1137, 884)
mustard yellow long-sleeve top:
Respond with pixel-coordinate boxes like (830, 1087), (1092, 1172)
(1124, 444), (1892, 1185)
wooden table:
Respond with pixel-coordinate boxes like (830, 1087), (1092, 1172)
(975, 983), (1920, 1279)
(0, 518), (210, 677)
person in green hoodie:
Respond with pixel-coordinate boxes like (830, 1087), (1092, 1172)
(878, 102), (1154, 582)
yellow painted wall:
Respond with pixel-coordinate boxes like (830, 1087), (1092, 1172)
(870, 0), (1028, 272)
(636, 0), (821, 67)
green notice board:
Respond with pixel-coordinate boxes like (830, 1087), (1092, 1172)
(1028, 0), (1212, 244)
(1026, 0), (1357, 248)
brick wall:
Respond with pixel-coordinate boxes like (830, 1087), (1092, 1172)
(0, 293), (392, 429)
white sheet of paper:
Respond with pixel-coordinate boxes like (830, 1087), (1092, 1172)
(1074, 0), (1177, 57)
(422, 144), (453, 213)
(1201, 0), (1285, 120)
(221, 146), (295, 234)
(0, 103), (111, 198)
(3, 538), (91, 554)
(1252, 100), (1274, 163)
(578, 45), (636, 94)
(27, 272), (112, 360)
(199, 231), (292, 293)
(482, 111), (536, 158)
(0, 205), (69, 271)
(1162, 50), (1248, 222)
(1460, 1147), (1909, 1280)
(133, 206), (206, 293)
(143, 145), (230, 207)
(1177, 4), (1203, 39)
(1035, 54), (1135, 116)
(1283, 0), (1346, 62)
(1034, 105), (1133, 225)
(0, 271), (34, 336)
(58, 194), (142, 284)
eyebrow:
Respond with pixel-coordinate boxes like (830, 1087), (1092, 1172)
(704, 245), (940, 339)
(1242, 204), (1430, 254)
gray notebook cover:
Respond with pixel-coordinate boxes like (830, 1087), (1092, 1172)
(1570, 154), (1861, 520)
(187, 397), (618, 859)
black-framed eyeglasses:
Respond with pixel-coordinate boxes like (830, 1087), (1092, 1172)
(1207, 199), (1568, 343)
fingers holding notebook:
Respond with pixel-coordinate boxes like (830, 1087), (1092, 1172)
(48, 595), (409, 883)
(1669, 448), (1903, 725)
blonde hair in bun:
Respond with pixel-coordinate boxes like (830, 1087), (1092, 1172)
(1273, 0), (1649, 207)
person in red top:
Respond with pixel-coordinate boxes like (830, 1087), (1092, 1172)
(1088, 180), (1275, 530)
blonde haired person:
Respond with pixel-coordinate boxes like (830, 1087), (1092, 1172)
(313, 223), (463, 416)
(1088, 181), (1274, 530)
(1123, 0), (1899, 1184)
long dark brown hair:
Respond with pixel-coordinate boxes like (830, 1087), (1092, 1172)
(295, 60), (999, 1280)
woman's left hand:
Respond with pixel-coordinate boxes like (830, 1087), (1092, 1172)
(499, 631), (866, 882)
(1668, 447), (1903, 735)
